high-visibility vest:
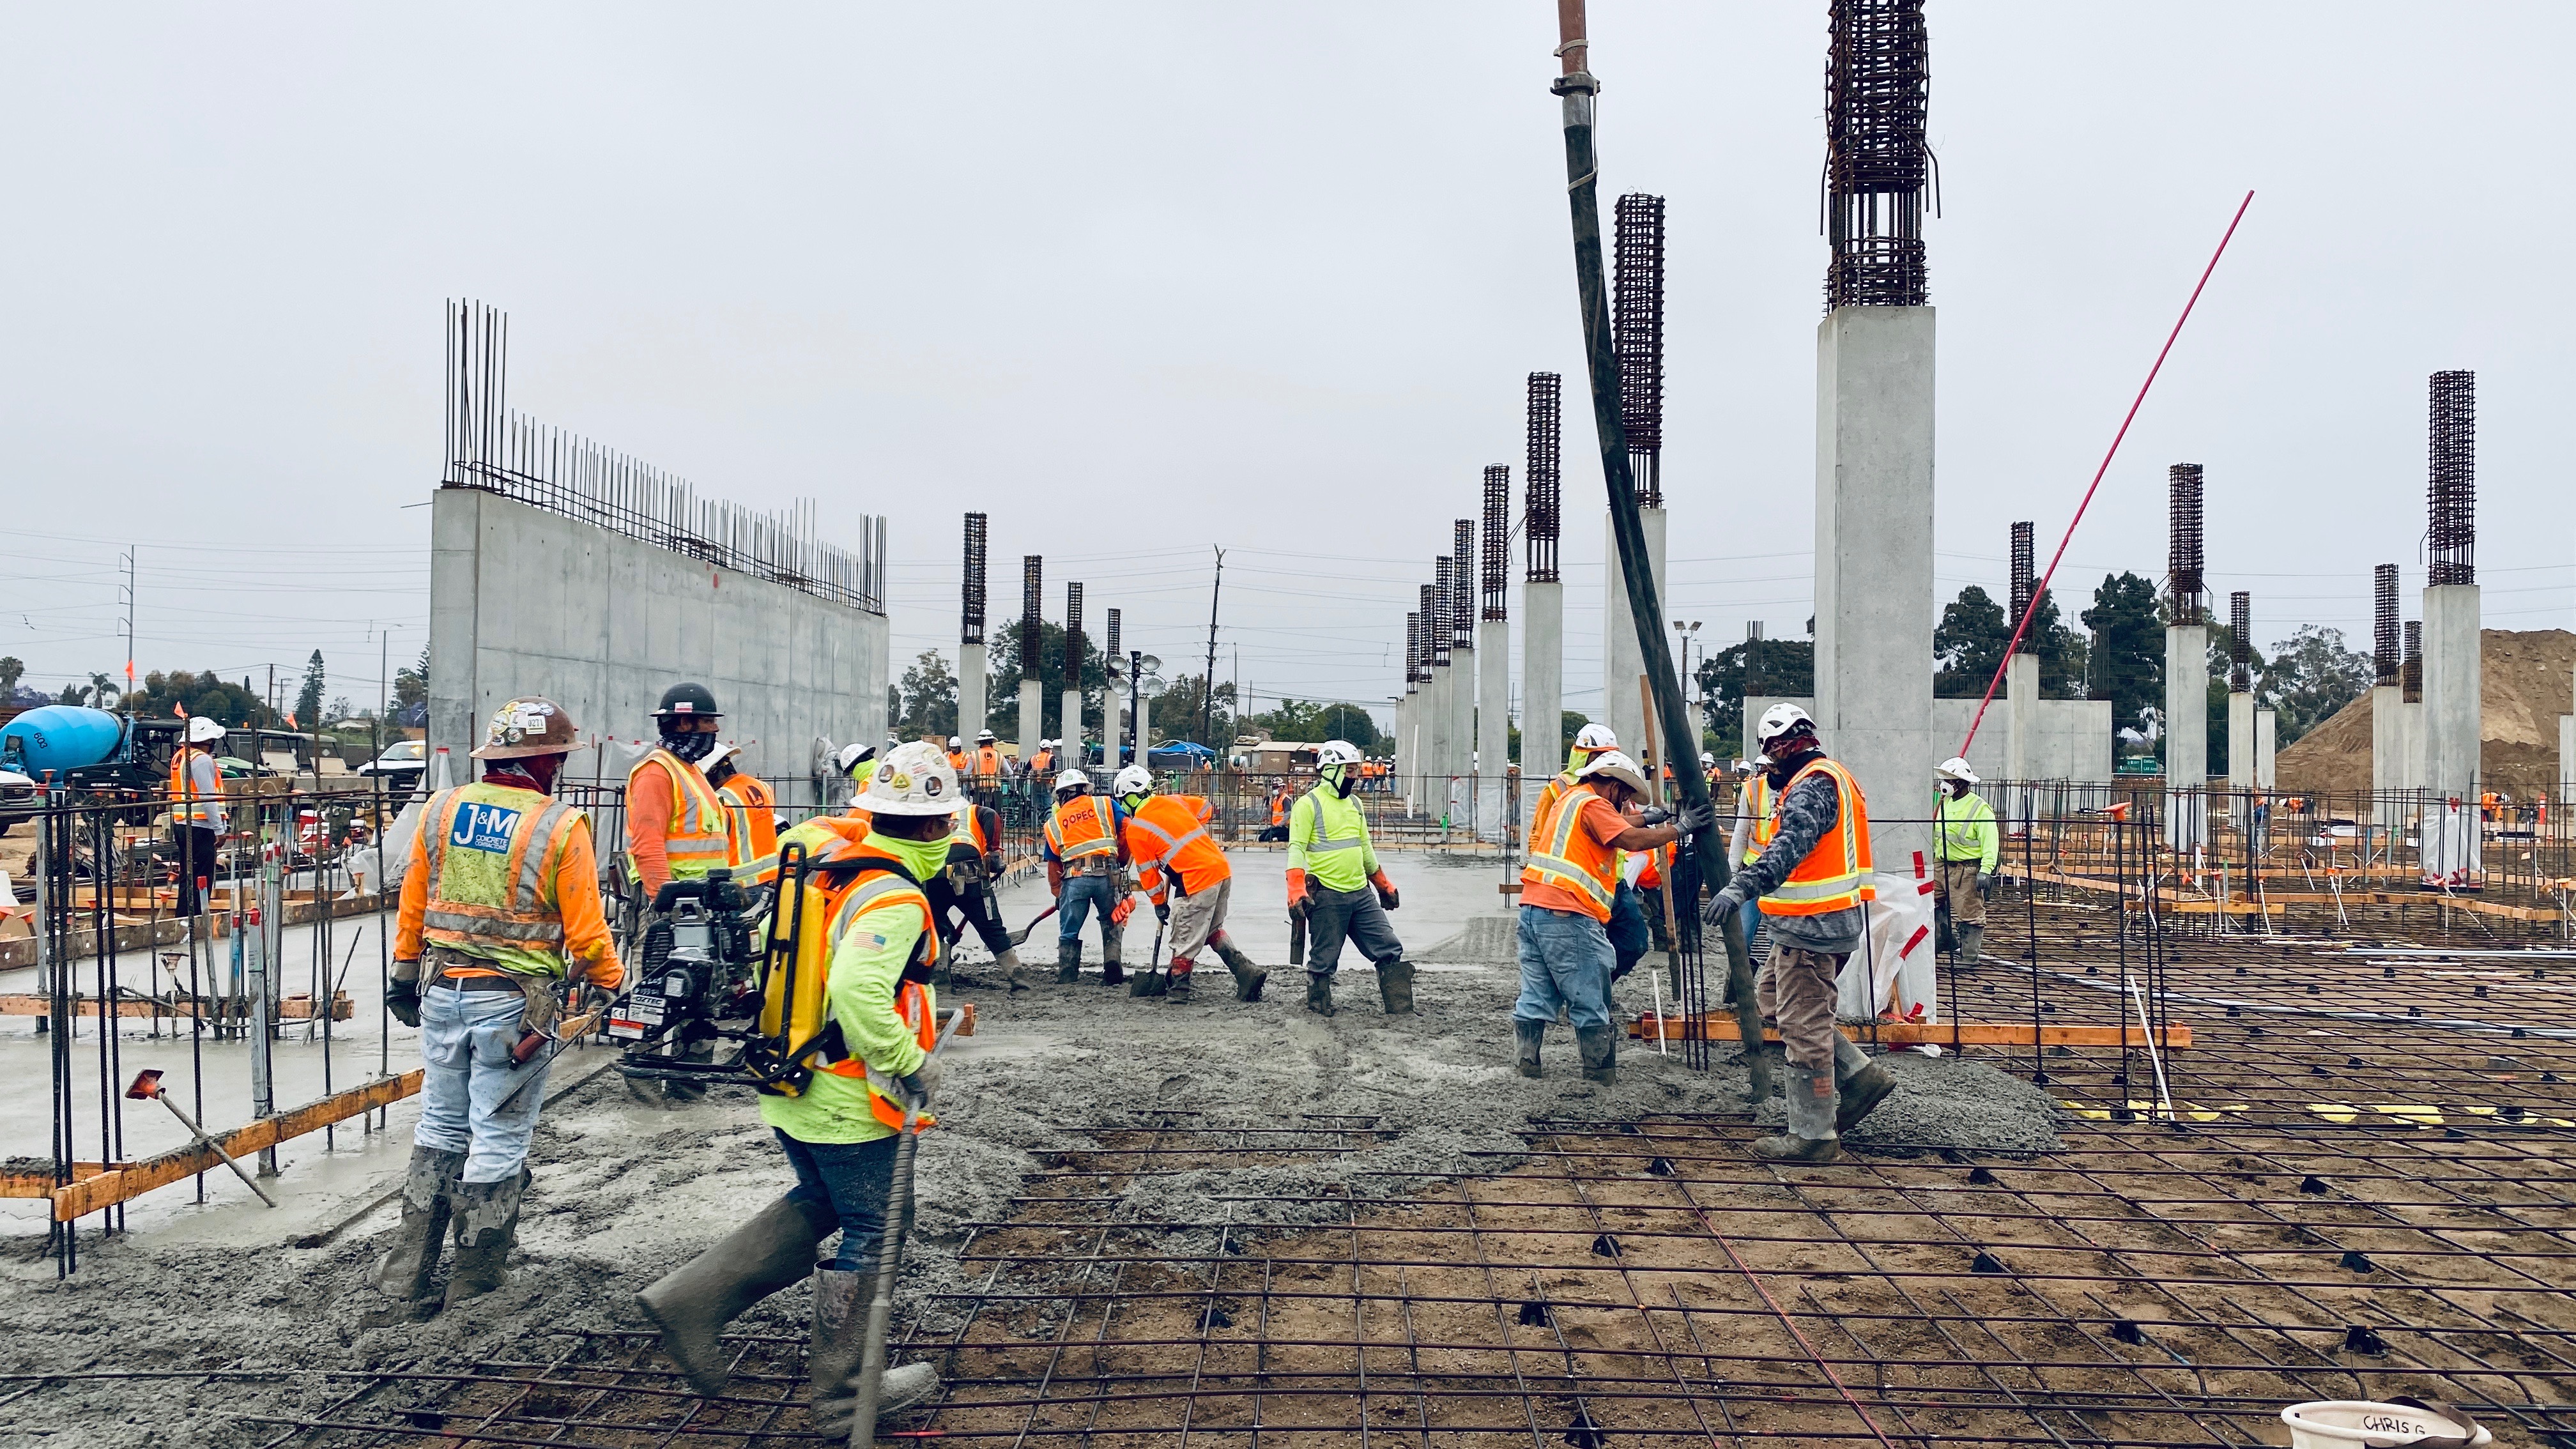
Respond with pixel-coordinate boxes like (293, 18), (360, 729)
(717, 771), (779, 873)
(1031, 749), (1054, 774)
(168, 746), (222, 827)
(1934, 789), (1995, 865)
(1521, 782), (1618, 923)
(1269, 793), (1287, 827)
(949, 750), (969, 775)
(974, 746), (1002, 779)
(627, 749), (732, 883)
(1292, 786), (1372, 893)
(758, 851), (938, 1131)
(1046, 795), (1117, 864)
(1741, 773), (1775, 865)
(1766, 757), (1875, 917)
(418, 781), (586, 977)
(1126, 794), (1226, 898)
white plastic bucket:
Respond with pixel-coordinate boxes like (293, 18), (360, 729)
(2280, 1400), (2490, 1449)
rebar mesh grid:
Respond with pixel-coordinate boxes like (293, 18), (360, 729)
(2404, 621), (2423, 701)
(2375, 565), (2401, 684)
(962, 513), (989, 645)
(1420, 584), (1439, 676)
(2229, 592), (2253, 693)
(1526, 373), (1562, 583)
(1823, 0), (1930, 309)
(2168, 465), (2207, 625)
(2009, 522), (2036, 654)
(1064, 583), (1084, 681)
(2428, 371), (2476, 586)
(1483, 468), (1511, 622)
(1405, 613), (1421, 691)
(1453, 522), (1478, 649)
(1105, 609), (1121, 679)
(1021, 556), (1045, 677)
(1615, 192), (1666, 506)
(1431, 565), (1454, 668)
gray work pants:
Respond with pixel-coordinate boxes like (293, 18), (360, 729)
(1305, 885), (1402, 976)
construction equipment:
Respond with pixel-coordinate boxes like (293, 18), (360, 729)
(847, 1006), (968, 1446)
(125, 1069), (275, 1208)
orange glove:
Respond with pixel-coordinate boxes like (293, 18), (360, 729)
(1285, 868), (1307, 901)
(1369, 870), (1399, 912)
(1110, 894), (1135, 927)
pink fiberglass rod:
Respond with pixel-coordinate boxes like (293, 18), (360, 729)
(1958, 190), (2256, 756)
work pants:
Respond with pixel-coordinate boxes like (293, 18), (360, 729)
(1514, 905), (1613, 1031)
(1257, 824), (1289, 842)
(1164, 876), (1234, 963)
(1057, 871), (1122, 953)
(774, 1129), (897, 1273)
(926, 870), (1013, 957)
(171, 825), (220, 917)
(415, 982), (552, 1184)
(1609, 880), (1651, 981)
(1936, 860), (1984, 927)
(1755, 942), (1846, 1074)
(1305, 885), (1402, 977)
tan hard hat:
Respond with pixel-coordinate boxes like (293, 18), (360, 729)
(1575, 749), (1649, 797)
(470, 696), (580, 759)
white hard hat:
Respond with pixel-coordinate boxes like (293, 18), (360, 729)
(703, 741), (739, 771)
(1573, 723), (1618, 751)
(1754, 702), (1816, 747)
(185, 716), (227, 744)
(1732, 758), (1754, 775)
(834, 742), (877, 776)
(1575, 749), (1648, 796)
(859, 740), (965, 817)
(1699, 752), (1717, 767)
(948, 736), (962, 749)
(1054, 769), (1092, 793)
(1112, 763), (1154, 797)
(976, 729), (995, 743)
(1936, 756), (1980, 785)
(1317, 740), (1363, 768)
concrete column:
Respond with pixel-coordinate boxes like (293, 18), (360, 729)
(1017, 679), (1042, 772)
(2560, 666), (2574, 805)
(2370, 684), (2406, 791)
(1477, 620), (1510, 840)
(2163, 623), (2207, 850)
(2003, 651), (2036, 821)
(1813, 306), (1936, 862)
(1522, 580), (1563, 833)
(2421, 583), (2481, 880)
(1062, 688), (1085, 770)
(2227, 691), (2255, 790)
(1602, 509), (1668, 755)
(1426, 663), (1451, 806)
(1450, 638), (1477, 824)
(2255, 708), (2276, 790)
(958, 643), (988, 754)
(1136, 691), (1153, 774)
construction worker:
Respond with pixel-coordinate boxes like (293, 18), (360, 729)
(167, 715), (229, 917)
(1030, 739), (1056, 776)
(625, 684), (733, 898)
(1702, 703), (1894, 1163)
(1043, 768), (1130, 985)
(1724, 758), (1771, 956)
(703, 742), (780, 879)
(1258, 785), (1291, 842)
(376, 697), (620, 1311)
(1287, 740), (1410, 1018)
(1515, 751), (1701, 1084)
(948, 735), (969, 776)
(932, 788), (1029, 990)
(1932, 757), (2000, 970)
(634, 740), (952, 1430)
(1532, 723), (1653, 983)
(1116, 763), (1265, 1002)
(972, 729), (1004, 786)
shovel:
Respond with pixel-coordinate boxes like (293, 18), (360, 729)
(126, 1070), (275, 1208)
(1005, 903), (1058, 948)
(848, 1005), (969, 1447)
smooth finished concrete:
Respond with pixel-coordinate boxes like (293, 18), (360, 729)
(959, 643), (988, 755)
(2163, 624), (2208, 849)
(2255, 708), (2276, 790)
(1601, 509), (1669, 757)
(2421, 586), (2481, 802)
(1427, 661), (1453, 798)
(1017, 679), (1043, 765)
(1450, 639), (1477, 820)
(1813, 307), (1936, 859)
(1521, 580), (1563, 832)
(1061, 688), (1084, 767)
(2370, 683), (2410, 792)
(2227, 691), (2256, 790)
(428, 491), (887, 787)
(1476, 619), (1511, 841)
(2561, 667), (2574, 802)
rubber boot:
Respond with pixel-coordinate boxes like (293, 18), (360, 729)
(1957, 923), (1984, 971)
(638, 1194), (836, 1397)
(1751, 1065), (1843, 1163)
(1055, 940), (1082, 985)
(995, 947), (1031, 993)
(1101, 922), (1126, 986)
(1375, 958), (1415, 1016)
(1830, 1036), (1897, 1135)
(1575, 1024), (1618, 1085)
(1305, 971), (1335, 1018)
(1214, 937), (1266, 1002)
(1514, 1018), (1545, 1078)
(810, 1268), (942, 1436)
(441, 1167), (529, 1308)
(1165, 960), (1195, 1002)
(367, 1144), (463, 1302)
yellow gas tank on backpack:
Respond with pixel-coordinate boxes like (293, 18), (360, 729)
(744, 848), (934, 1099)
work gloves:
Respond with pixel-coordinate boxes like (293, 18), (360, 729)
(1155, 902), (1171, 926)
(1369, 870), (1399, 912)
(1679, 799), (1718, 835)
(385, 976), (422, 1028)
(575, 980), (615, 1016)
(898, 1056), (944, 1107)
(1981, 873), (2002, 898)
(1634, 806), (1672, 827)
(1701, 882), (1749, 928)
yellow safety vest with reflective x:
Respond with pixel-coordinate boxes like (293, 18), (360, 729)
(1740, 772), (1775, 866)
(1288, 785), (1376, 893)
(627, 747), (732, 884)
(418, 782), (588, 978)
(1935, 788), (1999, 871)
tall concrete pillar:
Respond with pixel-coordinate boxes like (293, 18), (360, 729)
(2163, 623), (2208, 849)
(2227, 691), (2255, 790)
(1062, 686), (1084, 770)
(2559, 666), (2575, 807)
(2421, 583), (2481, 879)
(1136, 691), (1153, 774)
(2255, 708), (2276, 790)
(958, 644), (988, 758)
(2003, 650), (2037, 823)
(1602, 509), (1668, 754)
(1450, 638), (1476, 820)
(1476, 620), (1509, 839)
(1017, 680), (1042, 772)
(1813, 306), (1936, 862)
(2370, 680), (2408, 859)
(1522, 579), (1561, 831)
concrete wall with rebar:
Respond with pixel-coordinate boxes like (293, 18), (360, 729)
(427, 489), (888, 788)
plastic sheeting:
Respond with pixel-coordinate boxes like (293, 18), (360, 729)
(1836, 868), (1942, 1023)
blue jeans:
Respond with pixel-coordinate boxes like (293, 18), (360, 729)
(414, 983), (552, 1184)
(1058, 871), (1119, 950)
(1514, 905), (1613, 1030)
(1740, 894), (1763, 957)
(1608, 880), (1650, 978)
(775, 1129), (898, 1271)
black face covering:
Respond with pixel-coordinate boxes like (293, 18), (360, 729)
(1765, 741), (1820, 788)
(661, 728), (716, 764)
(1331, 767), (1356, 799)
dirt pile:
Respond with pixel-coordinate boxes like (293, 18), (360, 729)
(2274, 628), (2574, 793)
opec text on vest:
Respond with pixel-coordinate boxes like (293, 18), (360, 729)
(452, 802), (523, 853)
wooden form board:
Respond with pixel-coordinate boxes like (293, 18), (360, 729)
(0, 992), (352, 1021)
(1630, 1016), (2192, 1048)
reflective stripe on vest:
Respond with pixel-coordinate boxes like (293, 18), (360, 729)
(168, 747), (220, 825)
(1046, 796), (1116, 861)
(860, 979), (938, 1132)
(1521, 783), (1616, 919)
(629, 749), (732, 879)
(1936, 791), (1993, 862)
(1744, 774), (1775, 865)
(1765, 758), (1876, 916)
(420, 786), (578, 958)
(1298, 792), (1365, 852)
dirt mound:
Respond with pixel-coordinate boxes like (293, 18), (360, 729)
(2274, 629), (2573, 794)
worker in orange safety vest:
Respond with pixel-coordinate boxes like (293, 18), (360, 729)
(1114, 763), (1264, 1002)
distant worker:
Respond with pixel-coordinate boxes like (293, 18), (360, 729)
(167, 715), (229, 916)
(1515, 751), (1701, 1084)
(1043, 768), (1130, 984)
(1031, 739), (1056, 776)
(376, 697), (620, 1310)
(932, 787), (1028, 990)
(972, 728), (1004, 785)
(1116, 763), (1265, 1002)
(1287, 740), (1410, 1018)
(625, 684), (733, 897)
(1932, 757), (2000, 970)
(1532, 721), (1621, 825)
(1702, 704), (1893, 1163)
(948, 735), (968, 776)
(1259, 785), (1291, 843)
(635, 740), (953, 1429)
(703, 742), (779, 880)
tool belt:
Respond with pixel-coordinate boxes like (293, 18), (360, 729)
(424, 945), (561, 1038)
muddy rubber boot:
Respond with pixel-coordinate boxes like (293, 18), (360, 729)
(441, 1168), (529, 1308)
(1751, 1066), (1843, 1163)
(1165, 962), (1195, 1002)
(1575, 1024), (1618, 1086)
(1514, 1019), (1545, 1078)
(367, 1145), (463, 1302)
(638, 1194), (836, 1397)
(1101, 923), (1125, 985)
(1836, 1062), (1896, 1135)
(807, 1266), (867, 1437)
(1101, 957), (1126, 987)
(1957, 923), (1984, 970)
(1211, 940), (1266, 1002)
(995, 947), (1031, 993)
(1375, 958), (1415, 1016)
(1055, 940), (1083, 985)
(1305, 971), (1336, 1017)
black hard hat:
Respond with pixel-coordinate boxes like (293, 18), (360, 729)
(655, 682), (723, 719)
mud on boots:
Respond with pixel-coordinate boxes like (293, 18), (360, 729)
(1042, 769), (1128, 986)
(1286, 740), (1404, 1015)
(1116, 764), (1264, 1004)
(1513, 750), (1696, 1080)
(1831, 1036), (1896, 1135)
(1704, 705), (1874, 1165)
(381, 696), (622, 1312)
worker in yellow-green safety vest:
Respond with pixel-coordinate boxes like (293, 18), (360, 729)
(1933, 756), (2000, 970)
(634, 740), (958, 1433)
(1286, 740), (1409, 1020)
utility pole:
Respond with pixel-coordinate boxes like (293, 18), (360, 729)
(119, 546), (137, 719)
(1201, 547), (1225, 750)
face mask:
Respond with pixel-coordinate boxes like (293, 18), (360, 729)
(874, 828), (953, 882)
(661, 728), (716, 763)
(1328, 765), (1356, 799)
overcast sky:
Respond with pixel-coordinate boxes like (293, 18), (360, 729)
(4, 4), (2567, 724)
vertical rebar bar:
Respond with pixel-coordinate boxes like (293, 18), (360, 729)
(2427, 371), (2476, 586)
(2167, 464), (2206, 625)
(962, 514), (988, 646)
(1614, 194), (1666, 507)
(1526, 373), (1561, 583)
(2373, 564), (2400, 684)
(1823, 0), (1931, 309)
